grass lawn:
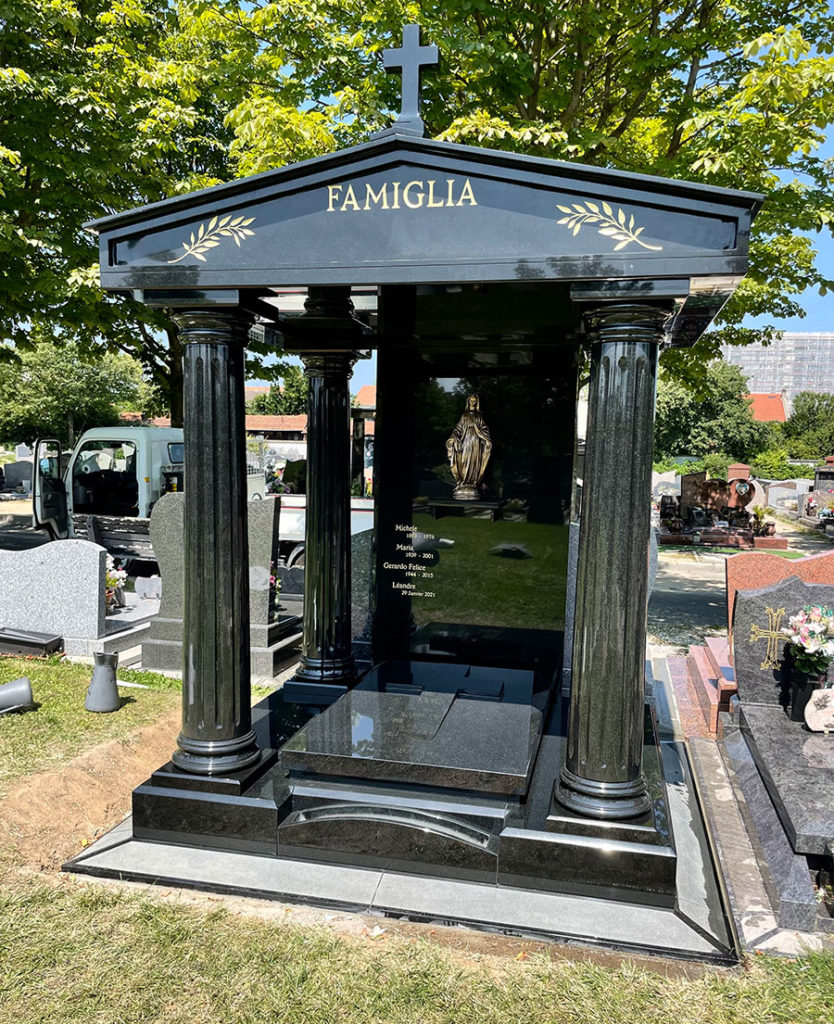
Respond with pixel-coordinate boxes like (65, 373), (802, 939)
(0, 656), (180, 796)
(411, 514), (568, 630)
(0, 879), (832, 1024)
(661, 545), (806, 559)
(1, 654), (833, 1021)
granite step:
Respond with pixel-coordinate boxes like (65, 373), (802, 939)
(666, 655), (711, 739)
(686, 646), (721, 735)
(703, 636), (737, 706)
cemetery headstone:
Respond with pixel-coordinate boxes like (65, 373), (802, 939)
(804, 688), (834, 733)
(732, 575), (834, 707)
(135, 575), (162, 600)
(803, 490), (834, 516)
(679, 471), (706, 515)
(0, 540), (106, 643)
(350, 527), (374, 639)
(3, 460), (33, 491)
(142, 492), (302, 679)
(726, 549), (834, 636)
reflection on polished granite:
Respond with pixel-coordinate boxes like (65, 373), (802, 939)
(279, 660), (547, 795)
(740, 703), (834, 855)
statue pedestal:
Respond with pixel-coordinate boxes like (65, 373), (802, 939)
(426, 499), (500, 521)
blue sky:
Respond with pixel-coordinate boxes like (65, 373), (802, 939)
(746, 228), (833, 334)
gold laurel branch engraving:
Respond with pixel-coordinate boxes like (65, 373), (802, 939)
(556, 201), (663, 252)
(167, 214), (256, 264)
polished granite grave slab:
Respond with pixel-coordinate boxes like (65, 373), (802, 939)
(721, 726), (821, 932)
(740, 704), (834, 855)
(65, 781), (734, 963)
(64, 678), (736, 959)
(279, 660), (546, 796)
(410, 623), (563, 677)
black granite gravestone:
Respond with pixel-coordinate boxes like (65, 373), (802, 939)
(728, 574), (834, 934)
(70, 24), (764, 957)
(732, 576), (834, 707)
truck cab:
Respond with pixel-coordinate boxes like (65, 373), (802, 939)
(33, 427), (185, 558)
(34, 426), (267, 559)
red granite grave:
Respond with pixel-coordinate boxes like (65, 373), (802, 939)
(752, 536), (788, 550)
(681, 554), (834, 737)
(682, 636), (737, 735)
(725, 549), (834, 636)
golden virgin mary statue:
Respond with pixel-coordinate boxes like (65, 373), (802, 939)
(445, 394), (492, 500)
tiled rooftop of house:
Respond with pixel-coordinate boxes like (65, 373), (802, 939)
(747, 392), (786, 422)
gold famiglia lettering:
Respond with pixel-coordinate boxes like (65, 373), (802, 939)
(324, 177), (477, 211)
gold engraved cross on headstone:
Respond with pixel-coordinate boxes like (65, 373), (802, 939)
(749, 605), (786, 670)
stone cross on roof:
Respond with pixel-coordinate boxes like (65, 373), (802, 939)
(382, 24), (439, 137)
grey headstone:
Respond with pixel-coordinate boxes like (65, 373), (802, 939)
(3, 460), (33, 489)
(351, 528), (374, 639)
(732, 575), (834, 706)
(561, 521), (580, 696)
(149, 491), (184, 621)
(648, 526), (658, 596)
(0, 540), (106, 639)
(143, 494), (297, 677)
(248, 498), (281, 639)
(767, 484), (796, 508)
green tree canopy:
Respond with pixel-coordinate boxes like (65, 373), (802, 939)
(4, 0), (834, 406)
(782, 391), (834, 458)
(0, 0), (285, 423)
(654, 359), (771, 461)
(178, 0), (834, 382)
(0, 337), (150, 446)
(246, 365), (308, 415)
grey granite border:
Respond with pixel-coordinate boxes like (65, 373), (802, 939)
(65, 822), (732, 962)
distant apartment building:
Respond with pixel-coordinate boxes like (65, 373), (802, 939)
(721, 332), (834, 411)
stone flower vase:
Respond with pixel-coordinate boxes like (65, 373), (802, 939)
(789, 667), (826, 722)
(85, 652), (120, 713)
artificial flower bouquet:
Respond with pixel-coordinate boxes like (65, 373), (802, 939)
(105, 555), (128, 591)
(781, 605), (834, 679)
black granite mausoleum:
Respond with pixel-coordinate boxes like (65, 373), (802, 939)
(75, 28), (762, 958)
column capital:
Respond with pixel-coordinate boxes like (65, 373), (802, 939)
(582, 303), (672, 347)
(171, 308), (254, 345)
(303, 285), (355, 319)
(300, 351), (362, 380)
(281, 286), (370, 350)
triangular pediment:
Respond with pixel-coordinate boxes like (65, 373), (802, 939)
(89, 133), (761, 292)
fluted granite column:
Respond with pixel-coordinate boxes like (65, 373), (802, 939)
(291, 350), (358, 689)
(171, 309), (261, 775)
(555, 304), (670, 820)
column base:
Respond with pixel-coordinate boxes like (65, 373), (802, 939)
(283, 655), (356, 706)
(152, 748), (277, 795)
(172, 729), (262, 776)
(554, 765), (651, 821)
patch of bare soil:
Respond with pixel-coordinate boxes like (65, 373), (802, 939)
(0, 708), (712, 978)
(0, 708), (179, 870)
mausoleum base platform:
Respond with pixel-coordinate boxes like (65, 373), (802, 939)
(65, 687), (736, 963)
(66, 753), (732, 963)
